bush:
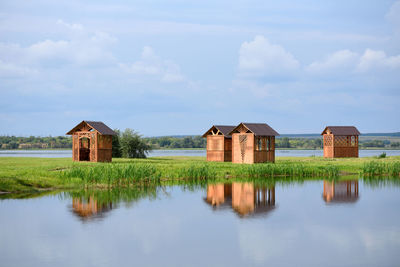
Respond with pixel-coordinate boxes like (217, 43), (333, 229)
(120, 129), (152, 158)
(378, 152), (386, 158)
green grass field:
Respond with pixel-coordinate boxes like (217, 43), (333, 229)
(0, 156), (399, 194)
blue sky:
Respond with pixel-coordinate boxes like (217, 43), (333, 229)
(0, 0), (399, 136)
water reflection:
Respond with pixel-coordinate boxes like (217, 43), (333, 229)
(323, 180), (359, 204)
(205, 182), (276, 218)
(71, 196), (113, 221)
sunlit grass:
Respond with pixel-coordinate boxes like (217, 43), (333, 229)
(1, 155), (399, 193)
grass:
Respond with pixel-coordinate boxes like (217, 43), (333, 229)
(362, 161), (400, 177)
(0, 155), (399, 193)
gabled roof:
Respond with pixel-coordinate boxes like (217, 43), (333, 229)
(202, 125), (236, 138)
(229, 123), (279, 136)
(321, 126), (360, 136)
(66, 120), (116, 135)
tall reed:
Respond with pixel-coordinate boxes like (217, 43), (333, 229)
(233, 163), (339, 178)
(362, 161), (400, 177)
(62, 163), (160, 185)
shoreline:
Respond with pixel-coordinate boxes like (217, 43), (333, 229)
(0, 156), (399, 194)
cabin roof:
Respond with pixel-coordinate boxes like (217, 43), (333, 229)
(66, 120), (116, 135)
(321, 126), (360, 136)
(229, 122), (279, 136)
(202, 125), (236, 138)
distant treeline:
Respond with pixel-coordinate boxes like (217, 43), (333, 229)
(144, 136), (206, 149)
(1, 135), (400, 150)
(0, 136), (72, 149)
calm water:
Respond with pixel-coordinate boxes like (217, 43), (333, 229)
(1, 149), (399, 158)
(1, 179), (400, 267)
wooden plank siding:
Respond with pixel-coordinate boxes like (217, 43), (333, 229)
(206, 135), (232, 162)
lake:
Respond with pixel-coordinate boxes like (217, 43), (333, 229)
(1, 179), (400, 267)
(1, 149), (400, 158)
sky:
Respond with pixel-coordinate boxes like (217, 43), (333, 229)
(0, 0), (399, 136)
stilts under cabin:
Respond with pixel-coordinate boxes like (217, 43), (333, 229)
(321, 126), (360, 158)
(202, 125), (235, 162)
(66, 120), (116, 162)
(229, 123), (279, 164)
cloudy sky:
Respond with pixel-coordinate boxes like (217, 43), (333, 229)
(1, 0), (399, 136)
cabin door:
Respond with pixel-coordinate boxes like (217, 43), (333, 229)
(79, 137), (91, 161)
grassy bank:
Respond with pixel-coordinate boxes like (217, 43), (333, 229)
(0, 156), (399, 193)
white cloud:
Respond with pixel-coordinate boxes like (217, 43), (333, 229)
(305, 48), (400, 75)
(357, 49), (400, 72)
(0, 59), (38, 77)
(0, 20), (117, 69)
(120, 46), (185, 83)
(57, 19), (84, 32)
(306, 50), (359, 74)
(386, 1), (400, 27)
(238, 35), (299, 77)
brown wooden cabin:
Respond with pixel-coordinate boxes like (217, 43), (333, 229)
(66, 120), (116, 162)
(202, 125), (235, 162)
(323, 180), (359, 204)
(204, 182), (276, 218)
(322, 126), (360, 158)
(229, 123), (279, 164)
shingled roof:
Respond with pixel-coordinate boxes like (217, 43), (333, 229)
(321, 126), (360, 136)
(66, 121), (116, 135)
(202, 125), (236, 137)
(229, 123), (279, 136)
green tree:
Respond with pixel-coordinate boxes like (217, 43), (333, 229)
(112, 129), (122, 158)
(279, 137), (291, 148)
(120, 129), (152, 158)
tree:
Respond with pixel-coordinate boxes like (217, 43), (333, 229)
(112, 129), (122, 158)
(120, 129), (152, 158)
(279, 137), (291, 148)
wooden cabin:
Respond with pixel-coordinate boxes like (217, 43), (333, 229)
(66, 120), (116, 162)
(322, 126), (360, 158)
(229, 123), (279, 164)
(202, 125), (235, 162)
(323, 180), (359, 204)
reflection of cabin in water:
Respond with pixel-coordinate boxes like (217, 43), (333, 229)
(66, 121), (116, 162)
(323, 180), (359, 204)
(205, 183), (276, 218)
(229, 123), (279, 164)
(202, 125), (235, 162)
(322, 126), (360, 158)
(72, 196), (113, 221)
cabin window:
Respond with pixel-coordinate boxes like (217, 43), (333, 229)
(267, 137), (270, 152)
(257, 137), (262, 151)
(80, 137), (89, 149)
(351, 136), (356, 146)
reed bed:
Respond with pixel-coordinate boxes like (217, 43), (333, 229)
(61, 161), (339, 187)
(62, 163), (161, 185)
(233, 163), (339, 178)
(362, 161), (400, 177)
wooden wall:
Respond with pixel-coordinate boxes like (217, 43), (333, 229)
(71, 131), (113, 162)
(232, 133), (255, 164)
(206, 135), (232, 162)
(97, 135), (112, 162)
(323, 134), (358, 158)
(232, 133), (275, 164)
(254, 136), (275, 163)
